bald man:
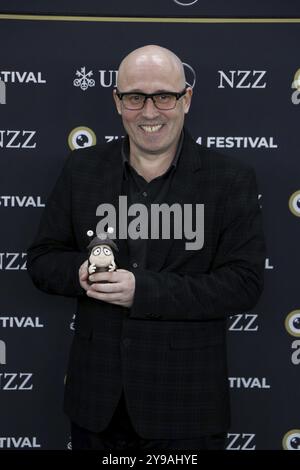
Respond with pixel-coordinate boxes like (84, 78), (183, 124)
(27, 45), (265, 450)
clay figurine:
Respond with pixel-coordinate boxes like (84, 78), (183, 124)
(87, 229), (118, 282)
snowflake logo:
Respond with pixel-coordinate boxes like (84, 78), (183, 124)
(73, 67), (95, 91)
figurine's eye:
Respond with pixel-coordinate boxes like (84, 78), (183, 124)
(93, 248), (101, 256)
(103, 247), (112, 256)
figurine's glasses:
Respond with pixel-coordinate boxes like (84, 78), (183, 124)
(93, 246), (112, 256)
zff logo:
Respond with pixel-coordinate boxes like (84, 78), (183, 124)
(288, 190), (300, 217)
(285, 310), (300, 365)
(68, 127), (97, 150)
(282, 430), (300, 450)
(218, 70), (267, 88)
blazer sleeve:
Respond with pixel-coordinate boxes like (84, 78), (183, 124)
(130, 166), (266, 321)
(27, 154), (87, 297)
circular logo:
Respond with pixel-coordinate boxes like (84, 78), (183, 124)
(68, 126), (97, 150)
(285, 310), (300, 337)
(183, 62), (196, 89)
(292, 69), (300, 90)
(282, 430), (300, 450)
(288, 190), (300, 217)
(174, 0), (199, 5)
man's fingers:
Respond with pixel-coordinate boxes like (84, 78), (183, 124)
(86, 290), (121, 302)
(89, 271), (120, 283)
(89, 282), (123, 293)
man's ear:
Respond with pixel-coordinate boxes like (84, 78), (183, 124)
(113, 89), (122, 115)
(183, 87), (193, 114)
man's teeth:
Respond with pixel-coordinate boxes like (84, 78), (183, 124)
(141, 125), (163, 133)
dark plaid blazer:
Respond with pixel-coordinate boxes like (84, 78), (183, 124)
(27, 130), (265, 438)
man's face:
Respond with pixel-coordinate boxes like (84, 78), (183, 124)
(89, 244), (114, 268)
(114, 60), (192, 157)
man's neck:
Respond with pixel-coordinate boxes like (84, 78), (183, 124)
(128, 133), (183, 182)
(129, 150), (175, 182)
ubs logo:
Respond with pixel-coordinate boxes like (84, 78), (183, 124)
(282, 430), (300, 450)
(68, 127), (97, 150)
(73, 67), (95, 91)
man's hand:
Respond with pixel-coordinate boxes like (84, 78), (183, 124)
(78, 261), (135, 308)
(79, 260), (90, 291)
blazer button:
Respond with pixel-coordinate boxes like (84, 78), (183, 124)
(122, 338), (131, 347)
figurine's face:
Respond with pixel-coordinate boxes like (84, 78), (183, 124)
(89, 244), (114, 267)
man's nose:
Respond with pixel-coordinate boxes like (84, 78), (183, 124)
(141, 97), (160, 118)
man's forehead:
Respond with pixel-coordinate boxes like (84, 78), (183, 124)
(118, 65), (182, 91)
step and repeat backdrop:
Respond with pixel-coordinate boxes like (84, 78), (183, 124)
(0, 2), (300, 450)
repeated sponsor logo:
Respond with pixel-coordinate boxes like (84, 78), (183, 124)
(288, 190), (300, 217)
(0, 340), (6, 365)
(73, 62), (195, 90)
(0, 79), (6, 104)
(291, 69), (300, 105)
(73, 67), (117, 90)
(0, 196), (44, 208)
(0, 71), (46, 84)
(73, 67), (95, 90)
(0, 316), (44, 328)
(228, 313), (259, 332)
(226, 433), (256, 450)
(68, 126), (97, 150)
(0, 253), (27, 270)
(285, 310), (300, 365)
(196, 136), (278, 149)
(0, 437), (41, 449)
(282, 430), (300, 450)
(174, 0), (199, 5)
(285, 310), (300, 338)
(218, 70), (267, 89)
(0, 341), (34, 390)
(105, 135), (124, 143)
(228, 377), (271, 389)
(0, 373), (33, 390)
(0, 130), (36, 149)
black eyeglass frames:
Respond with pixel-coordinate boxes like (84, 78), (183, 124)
(115, 88), (187, 110)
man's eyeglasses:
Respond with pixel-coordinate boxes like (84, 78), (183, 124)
(115, 88), (187, 110)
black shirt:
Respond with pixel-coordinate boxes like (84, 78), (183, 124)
(121, 132), (184, 270)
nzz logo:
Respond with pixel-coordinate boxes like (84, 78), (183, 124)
(0, 253), (27, 270)
(218, 70), (267, 88)
(227, 433), (256, 450)
(229, 314), (258, 332)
